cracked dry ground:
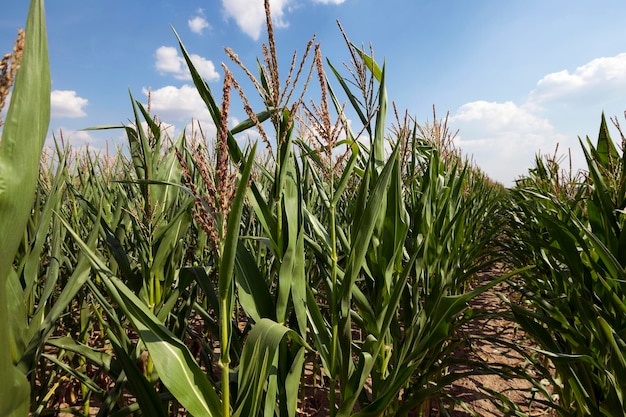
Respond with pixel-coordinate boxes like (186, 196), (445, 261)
(428, 264), (556, 417)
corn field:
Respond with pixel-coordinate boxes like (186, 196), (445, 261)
(1, 1), (625, 416)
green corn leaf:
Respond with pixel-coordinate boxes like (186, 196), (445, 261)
(341, 145), (399, 314)
(274, 110), (296, 202)
(276, 153), (304, 324)
(336, 350), (375, 417)
(217, 141), (257, 415)
(337, 250), (419, 417)
(47, 337), (113, 373)
(21, 146), (66, 298)
(598, 317), (626, 380)
(110, 277), (224, 417)
(572, 209), (626, 288)
(231, 108), (274, 135)
(0, 0), (50, 279)
(67, 184), (139, 287)
(181, 266), (220, 316)
(136, 96), (163, 153)
(150, 202), (193, 300)
(233, 318), (308, 417)
(291, 226), (308, 337)
(126, 91), (151, 189)
(263, 354), (280, 417)
(219, 141), (257, 337)
(235, 243), (275, 323)
(283, 346), (306, 417)
(303, 207), (332, 253)
(335, 145), (399, 393)
(305, 284), (332, 372)
(42, 353), (105, 396)
(351, 44), (383, 81)
(256, 58), (271, 107)
(409, 266), (533, 363)
(0, 1), (49, 415)
(151, 130), (187, 213)
(173, 27), (220, 122)
(4, 268), (27, 372)
(331, 139), (360, 207)
(595, 113), (619, 171)
(372, 63), (387, 173)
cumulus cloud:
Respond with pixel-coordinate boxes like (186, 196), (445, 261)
(221, 0), (291, 41)
(51, 90), (88, 118)
(527, 53), (626, 108)
(448, 52), (626, 185)
(450, 101), (568, 185)
(188, 9), (210, 34)
(453, 101), (552, 133)
(142, 86), (218, 142)
(155, 46), (219, 81)
(143, 85), (217, 139)
(221, 0), (344, 40)
(145, 85), (211, 121)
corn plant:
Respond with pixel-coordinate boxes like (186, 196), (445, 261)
(508, 113), (626, 416)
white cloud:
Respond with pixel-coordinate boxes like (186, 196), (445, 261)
(145, 85), (211, 121)
(447, 52), (626, 185)
(51, 90), (88, 118)
(188, 9), (210, 34)
(222, 0), (291, 41)
(142, 85), (217, 140)
(155, 46), (219, 82)
(189, 16), (210, 34)
(451, 101), (568, 185)
(155, 46), (182, 74)
(312, 0), (346, 3)
(527, 53), (626, 108)
(453, 101), (552, 133)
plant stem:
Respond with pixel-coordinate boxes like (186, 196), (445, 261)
(221, 296), (231, 416)
(329, 176), (339, 416)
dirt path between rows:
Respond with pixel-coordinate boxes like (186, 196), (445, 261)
(429, 264), (556, 416)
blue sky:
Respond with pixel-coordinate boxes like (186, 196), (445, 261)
(2, 1), (626, 185)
